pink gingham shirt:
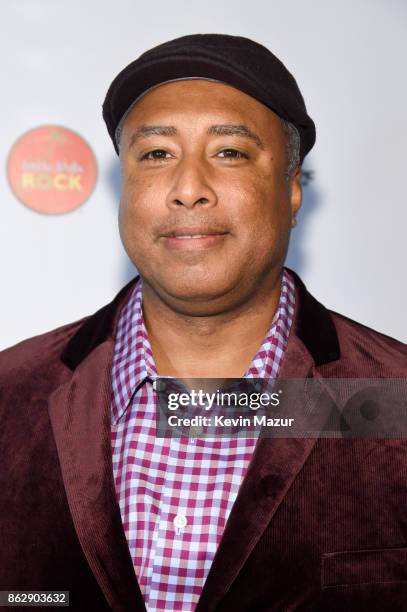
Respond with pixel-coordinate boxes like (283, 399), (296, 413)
(110, 268), (295, 611)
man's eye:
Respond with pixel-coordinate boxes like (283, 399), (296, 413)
(140, 149), (171, 161)
(217, 149), (249, 159)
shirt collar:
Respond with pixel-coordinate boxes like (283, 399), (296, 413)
(111, 277), (156, 423)
(245, 269), (295, 378)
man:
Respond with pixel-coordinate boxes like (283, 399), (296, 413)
(0, 34), (406, 612)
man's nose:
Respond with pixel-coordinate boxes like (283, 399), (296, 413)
(166, 157), (218, 209)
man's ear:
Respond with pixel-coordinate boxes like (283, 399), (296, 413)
(289, 166), (302, 227)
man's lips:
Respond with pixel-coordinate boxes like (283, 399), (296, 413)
(159, 227), (229, 250)
(160, 227), (229, 238)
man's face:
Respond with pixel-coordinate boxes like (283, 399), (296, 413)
(119, 80), (301, 315)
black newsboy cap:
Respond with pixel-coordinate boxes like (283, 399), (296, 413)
(103, 33), (316, 162)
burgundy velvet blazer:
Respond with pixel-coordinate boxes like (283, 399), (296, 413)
(1, 270), (406, 612)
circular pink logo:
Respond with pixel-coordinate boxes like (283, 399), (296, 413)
(7, 125), (97, 214)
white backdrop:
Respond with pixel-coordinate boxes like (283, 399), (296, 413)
(2, 0), (406, 350)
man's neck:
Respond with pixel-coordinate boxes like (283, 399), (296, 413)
(140, 271), (284, 378)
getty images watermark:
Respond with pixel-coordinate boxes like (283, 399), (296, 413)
(165, 386), (292, 430)
(154, 378), (407, 439)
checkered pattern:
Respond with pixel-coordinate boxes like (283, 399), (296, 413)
(110, 269), (295, 611)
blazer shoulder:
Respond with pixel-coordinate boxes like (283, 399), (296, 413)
(0, 316), (89, 381)
(328, 309), (407, 376)
(0, 277), (138, 393)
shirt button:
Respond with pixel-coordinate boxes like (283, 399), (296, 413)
(173, 514), (187, 529)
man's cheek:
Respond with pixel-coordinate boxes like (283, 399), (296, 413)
(120, 193), (146, 227)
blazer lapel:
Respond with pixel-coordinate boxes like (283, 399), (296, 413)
(48, 279), (147, 611)
(196, 336), (319, 612)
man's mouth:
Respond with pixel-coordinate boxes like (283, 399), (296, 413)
(169, 233), (226, 239)
(160, 227), (229, 250)
(162, 227), (228, 237)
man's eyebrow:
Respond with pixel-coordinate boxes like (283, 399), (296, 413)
(127, 123), (264, 150)
(129, 125), (177, 148)
(208, 124), (264, 149)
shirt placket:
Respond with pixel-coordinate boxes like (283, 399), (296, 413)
(146, 436), (195, 610)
